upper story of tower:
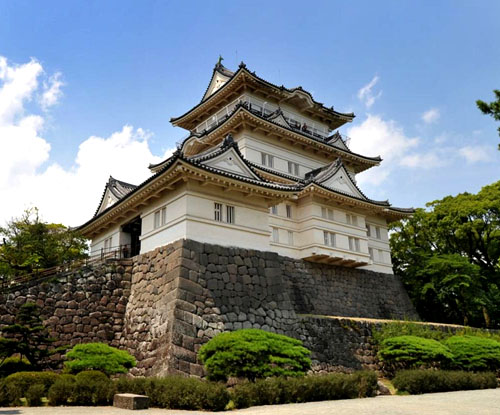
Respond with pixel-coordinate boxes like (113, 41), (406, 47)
(168, 61), (382, 179)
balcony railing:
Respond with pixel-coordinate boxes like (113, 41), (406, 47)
(192, 100), (351, 149)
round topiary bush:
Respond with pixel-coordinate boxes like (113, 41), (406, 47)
(64, 343), (136, 375)
(48, 374), (76, 406)
(198, 329), (311, 381)
(72, 370), (113, 405)
(4, 371), (59, 406)
(444, 335), (500, 371)
(378, 335), (453, 371)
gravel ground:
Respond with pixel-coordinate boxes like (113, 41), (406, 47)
(1, 388), (499, 415)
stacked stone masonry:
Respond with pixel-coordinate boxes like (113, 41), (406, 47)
(0, 239), (418, 375)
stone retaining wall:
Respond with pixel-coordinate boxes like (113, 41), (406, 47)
(0, 260), (132, 361)
(0, 238), (418, 375)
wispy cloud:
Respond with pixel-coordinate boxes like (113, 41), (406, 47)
(459, 146), (492, 164)
(357, 76), (382, 108)
(421, 108), (440, 124)
(40, 72), (64, 110)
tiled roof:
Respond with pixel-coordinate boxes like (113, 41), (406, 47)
(171, 62), (355, 124)
(93, 176), (137, 217)
(170, 102), (381, 166)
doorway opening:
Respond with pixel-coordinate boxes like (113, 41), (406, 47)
(122, 216), (142, 257)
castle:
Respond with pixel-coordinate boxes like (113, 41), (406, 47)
(79, 60), (412, 274)
(3, 62), (419, 376)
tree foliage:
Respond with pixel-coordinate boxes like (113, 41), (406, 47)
(64, 343), (136, 375)
(477, 89), (500, 149)
(390, 181), (500, 327)
(0, 208), (88, 280)
(0, 302), (59, 369)
(378, 335), (453, 369)
(198, 329), (311, 381)
(444, 335), (500, 371)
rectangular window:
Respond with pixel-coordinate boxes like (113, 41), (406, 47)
(272, 227), (279, 243)
(321, 207), (327, 219)
(349, 236), (360, 252)
(288, 231), (294, 246)
(369, 247), (374, 261)
(261, 152), (274, 168)
(104, 237), (112, 252)
(287, 161), (299, 176)
(154, 206), (167, 229)
(346, 214), (358, 226)
(214, 202), (223, 222)
(366, 224), (371, 237)
(376, 226), (381, 239)
(378, 249), (384, 263)
(323, 231), (335, 247)
(328, 209), (334, 221)
(271, 205), (278, 215)
(226, 205), (235, 224)
(286, 205), (292, 218)
(161, 207), (167, 226)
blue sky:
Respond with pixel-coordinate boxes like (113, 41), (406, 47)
(0, 1), (499, 226)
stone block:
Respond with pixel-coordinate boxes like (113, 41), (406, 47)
(113, 393), (149, 410)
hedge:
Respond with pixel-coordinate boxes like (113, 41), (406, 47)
(231, 371), (378, 409)
(393, 370), (497, 394)
(115, 376), (230, 411)
(4, 371), (59, 405)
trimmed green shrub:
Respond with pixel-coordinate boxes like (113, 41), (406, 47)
(0, 357), (31, 378)
(393, 370), (497, 394)
(444, 335), (500, 371)
(48, 374), (76, 406)
(72, 370), (114, 405)
(64, 343), (136, 375)
(144, 377), (229, 411)
(26, 383), (45, 406)
(114, 376), (149, 395)
(0, 379), (9, 407)
(231, 371), (378, 409)
(378, 335), (453, 370)
(198, 329), (311, 381)
(4, 371), (59, 405)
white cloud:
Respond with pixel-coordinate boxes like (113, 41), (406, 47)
(347, 114), (419, 186)
(459, 146), (492, 164)
(0, 56), (175, 227)
(422, 108), (440, 124)
(40, 72), (64, 110)
(357, 76), (382, 108)
(399, 152), (444, 169)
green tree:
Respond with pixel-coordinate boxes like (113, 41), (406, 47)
(0, 208), (88, 280)
(198, 329), (311, 381)
(64, 343), (136, 375)
(0, 302), (60, 369)
(477, 89), (500, 149)
(390, 181), (500, 327)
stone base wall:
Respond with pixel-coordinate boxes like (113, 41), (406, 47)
(0, 238), (418, 375)
(0, 260), (132, 363)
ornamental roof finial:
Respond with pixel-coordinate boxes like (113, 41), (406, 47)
(239, 61), (246, 69)
(216, 55), (224, 67)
